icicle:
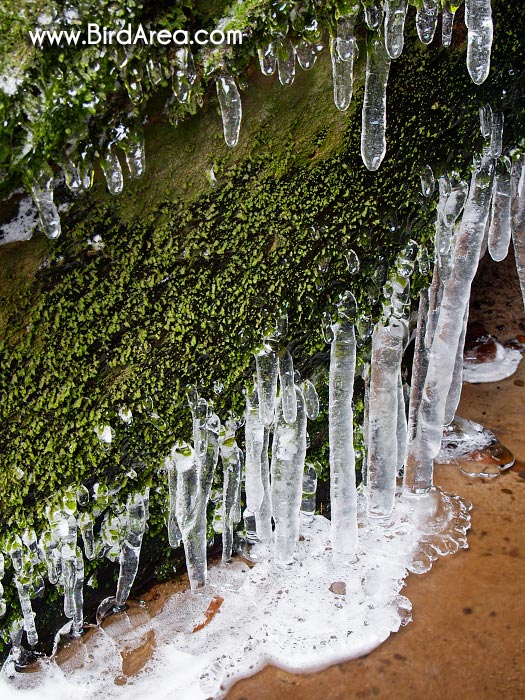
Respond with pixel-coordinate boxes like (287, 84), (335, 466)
(301, 462), (318, 523)
(78, 150), (94, 190)
(407, 293), (429, 445)
(257, 427), (273, 543)
(176, 412), (220, 589)
(244, 385), (266, 534)
(63, 160), (82, 192)
(188, 390), (209, 466)
(490, 111), (504, 159)
(29, 163), (61, 239)
(465, 0), (493, 85)
(361, 32), (391, 171)
(405, 153), (494, 494)
(442, 2), (457, 47)
(364, 0), (383, 30)
(258, 41), (277, 75)
(346, 248), (360, 273)
(488, 157), (512, 262)
(396, 374), (407, 475)
(276, 36), (295, 86)
(330, 23), (357, 112)
(255, 346), (279, 426)
(511, 154), (525, 311)
(295, 39), (318, 70)
(420, 164), (435, 198)
(115, 493), (146, 608)
(367, 316), (407, 518)
(271, 388), (307, 563)
(416, 0), (439, 45)
(384, 0), (408, 60)
(302, 380), (319, 420)
(444, 304), (469, 426)
(123, 64), (143, 105)
(165, 452), (181, 548)
(329, 291), (358, 558)
(14, 574), (38, 647)
(122, 125), (146, 179)
(279, 349), (297, 424)
(219, 421), (243, 563)
(100, 146), (123, 195)
(172, 47), (196, 103)
(78, 512), (96, 560)
(216, 73), (242, 148)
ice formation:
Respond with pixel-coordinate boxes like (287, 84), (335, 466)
(29, 163), (61, 239)
(216, 73), (242, 148)
(465, 0), (493, 85)
(361, 32), (391, 171)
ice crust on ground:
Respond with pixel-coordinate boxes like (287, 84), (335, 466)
(1, 488), (470, 700)
(463, 341), (522, 383)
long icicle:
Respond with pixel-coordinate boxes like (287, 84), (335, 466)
(361, 31), (391, 171)
(329, 295), (358, 558)
(404, 152), (494, 494)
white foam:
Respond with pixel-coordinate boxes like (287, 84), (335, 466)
(1, 488), (470, 699)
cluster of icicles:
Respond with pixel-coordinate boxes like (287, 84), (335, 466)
(2, 104), (523, 672)
(28, 1), (494, 241)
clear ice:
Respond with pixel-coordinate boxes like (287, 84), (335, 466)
(219, 420), (243, 562)
(216, 73), (242, 148)
(115, 493), (146, 608)
(328, 292), (359, 558)
(416, 0), (439, 45)
(276, 36), (296, 87)
(255, 346), (279, 426)
(384, 0), (408, 60)
(465, 0), (493, 85)
(361, 33), (391, 171)
(279, 349), (298, 424)
(511, 154), (525, 310)
(29, 163), (61, 239)
(271, 388), (307, 563)
(488, 157), (512, 262)
(100, 146), (124, 196)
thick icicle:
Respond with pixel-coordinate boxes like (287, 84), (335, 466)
(181, 412), (220, 589)
(488, 157), (512, 262)
(330, 12), (358, 110)
(100, 146), (124, 195)
(465, 0), (493, 85)
(511, 154), (525, 310)
(63, 160), (82, 192)
(276, 36), (296, 86)
(329, 291), (358, 559)
(255, 346), (279, 426)
(279, 349), (297, 424)
(115, 493), (146, 608)
(216, 73), (242, 148)
(271, 388), (307, 563)
(219, 421), (243, 563)
(416, 0), (439, 45)
(361, 32), (391, 171)
(367, 317), (407, 517)
(258, 41), (277, 75)
(405, 153), (494, 494)
(78, 512), (96, 560)
(384, 0), (408, 60)
(29, 163), (61, 239)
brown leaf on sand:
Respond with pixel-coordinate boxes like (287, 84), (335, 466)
(192, 595), (225, 633)
(121, 629), (156, 677)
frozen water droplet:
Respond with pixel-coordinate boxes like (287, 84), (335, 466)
(345, 249), (360, 273)
(276, 36), (295, 86)
(258, 42), (277, 75)
(384, 0), (408, 60)
(216, 73), (242, 147)
(420, 164), (435, 197)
